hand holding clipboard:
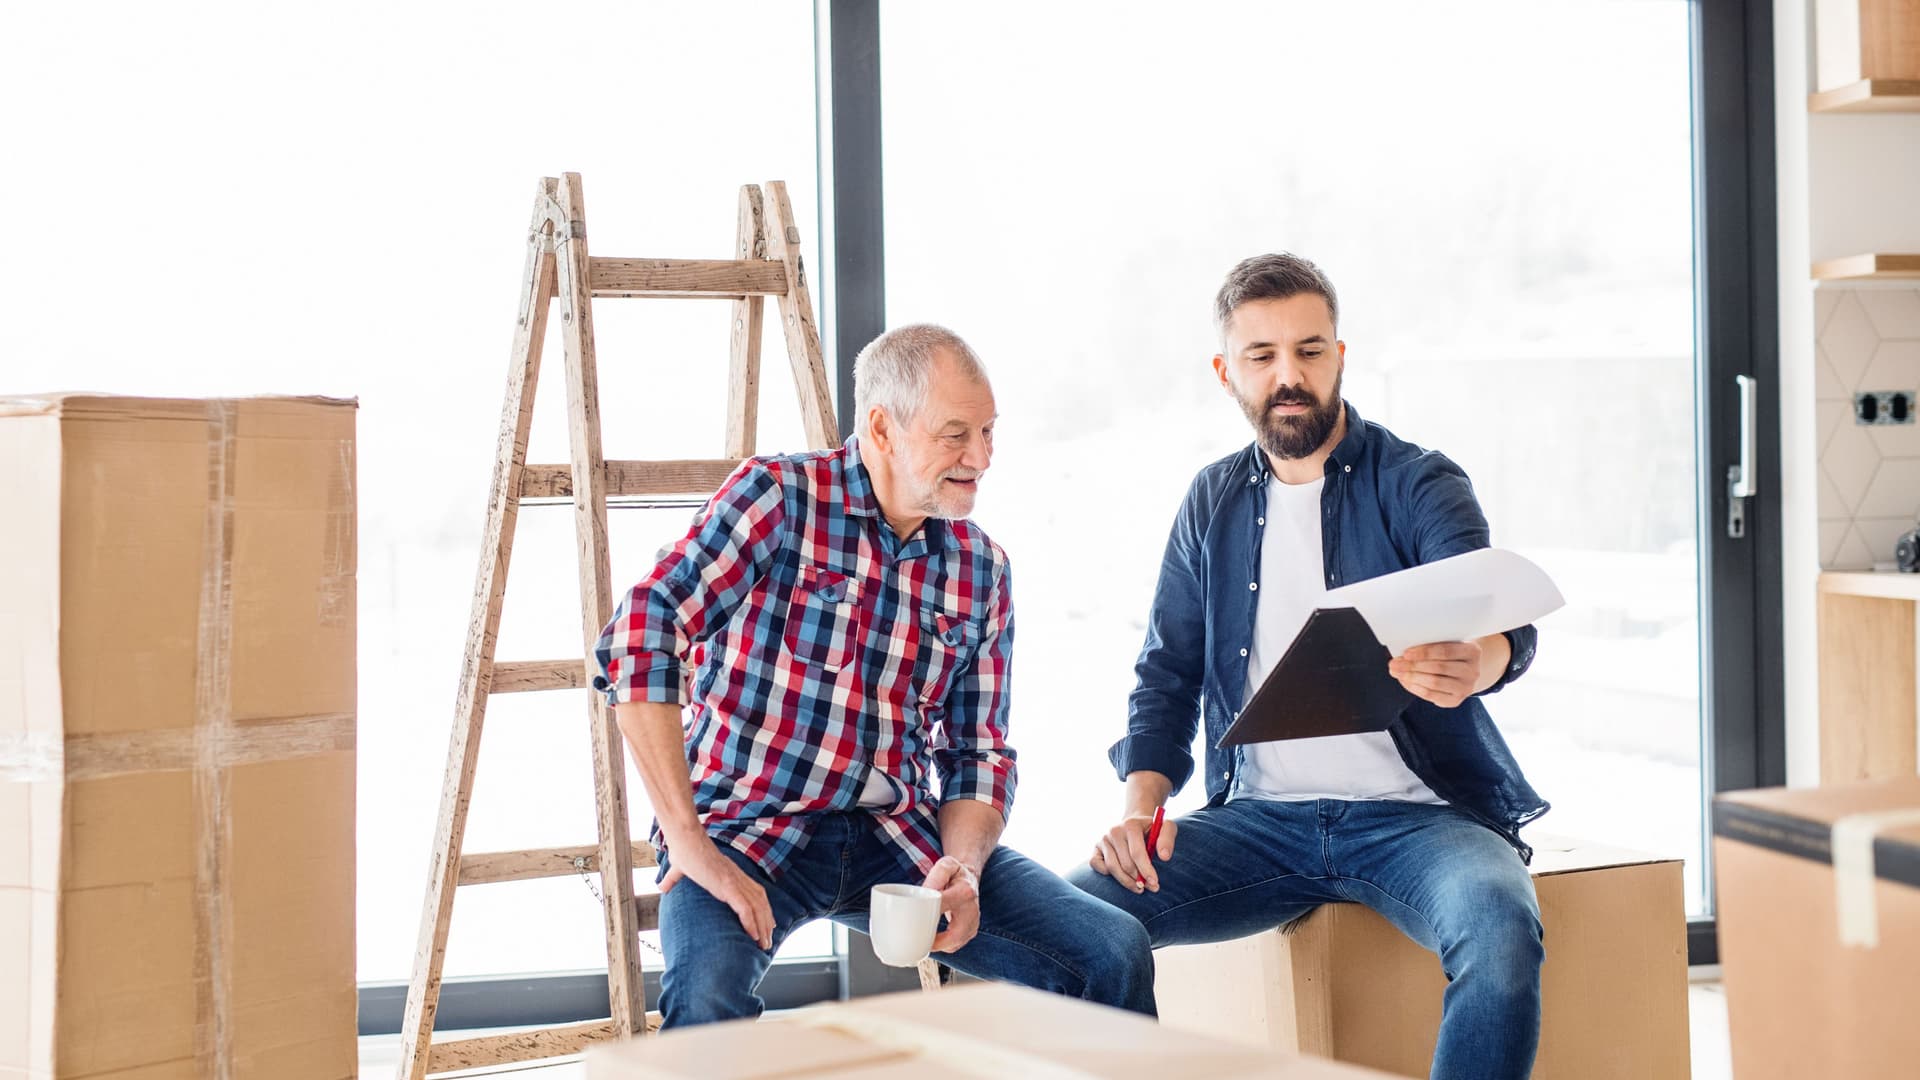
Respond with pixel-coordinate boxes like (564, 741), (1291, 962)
(1218, 549), (1563, 747)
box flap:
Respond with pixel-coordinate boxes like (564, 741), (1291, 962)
(1524, 834), (1683, 877)
(1715, 779), (1920, 888)
(0, 394), (358, 420)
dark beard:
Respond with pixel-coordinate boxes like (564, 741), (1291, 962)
(1237, 374), (1343, 460)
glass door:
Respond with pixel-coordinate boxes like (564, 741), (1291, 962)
(870, 0), (1779, 933)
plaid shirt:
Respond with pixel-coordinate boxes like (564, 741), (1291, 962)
(593, 436), (1016, 879)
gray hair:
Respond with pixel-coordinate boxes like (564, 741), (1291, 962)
(853, 324), (988, 433)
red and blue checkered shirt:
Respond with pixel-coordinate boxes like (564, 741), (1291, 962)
(593, 436), (1016, 879)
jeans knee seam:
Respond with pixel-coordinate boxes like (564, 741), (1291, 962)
(1332, 876), (1440, 947)
(1140, 873), (1334, 931)
(963, 927), (1091, 991)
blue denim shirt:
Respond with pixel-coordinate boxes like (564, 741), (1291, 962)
(1109, 402), (1550, 859)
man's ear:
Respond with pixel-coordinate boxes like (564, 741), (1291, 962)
(1211, 354), (1231, 391)
(866, 406), (893, 453)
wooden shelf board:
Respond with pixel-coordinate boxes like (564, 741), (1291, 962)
(1809, 78), (1920, 113)
(1812, 253), (1920, 281)
(1820, 570), (1920, 602)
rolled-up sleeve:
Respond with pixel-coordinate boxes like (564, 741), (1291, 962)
(592, 460), (785, 706)
(934, 561), (1018, 819)
(1109, 478), (1207, 794)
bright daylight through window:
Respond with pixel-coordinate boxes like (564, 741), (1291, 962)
(881, 0), (1708, 912)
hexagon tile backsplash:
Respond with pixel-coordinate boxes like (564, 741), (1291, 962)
(1816, 284), (1920, 570)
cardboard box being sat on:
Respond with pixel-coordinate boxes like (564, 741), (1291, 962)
(1154, 836), (1691, 1079)
(1714, 777), (1920, 1080)
(0, 396), (359, 1080)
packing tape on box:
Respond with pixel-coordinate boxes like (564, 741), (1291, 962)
(0, 715), (355, 782)
(193, 397), (240, 1080)
(1831, 807), (1920, 948)
(790, 1005), (1099, 1079)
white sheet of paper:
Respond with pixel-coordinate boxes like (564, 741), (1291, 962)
(1319, 548), (1565, 656)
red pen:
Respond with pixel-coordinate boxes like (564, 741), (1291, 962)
(1136, 806), (1167, 888)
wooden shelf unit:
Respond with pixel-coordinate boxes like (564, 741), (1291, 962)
(1811, 253), (1920, 281)
(1818, 572), (1920, 784)
(1809, 78), (1920, 113)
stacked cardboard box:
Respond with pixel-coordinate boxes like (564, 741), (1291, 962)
(1714, 778), (1920, 1080)
(0, 395), (359, 1080)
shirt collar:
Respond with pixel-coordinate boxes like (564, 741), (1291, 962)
(1239, 400), (1368, 485)
(841, 434), (881, 518)
(841, 434), (964, 554)
(1326, 400), (1368, 470)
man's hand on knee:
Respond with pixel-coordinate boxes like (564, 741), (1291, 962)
(922, 855), (981, 953)
(661, 838), (776, 950)
(1091, 813), (1178, 894)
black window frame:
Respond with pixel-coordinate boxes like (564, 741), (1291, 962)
(1689, 0), (1787, 965)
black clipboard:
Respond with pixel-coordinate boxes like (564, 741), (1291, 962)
(1217, 606), (1414, 746)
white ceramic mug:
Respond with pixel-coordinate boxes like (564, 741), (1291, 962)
(869, 883), (942, 967)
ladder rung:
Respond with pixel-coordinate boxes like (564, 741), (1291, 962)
(520, 459), (741, 500)
(458, 843), (661, 885)
(490, 659), (589, 693)
(589, 257), (788, 299)
(424, 1016), (643, 1073)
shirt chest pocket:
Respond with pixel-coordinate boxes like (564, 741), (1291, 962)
(783, 565), (862, 674)
(914, 606), (984, 705)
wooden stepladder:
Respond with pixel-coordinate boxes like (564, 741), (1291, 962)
(396, 174), (839, 1078)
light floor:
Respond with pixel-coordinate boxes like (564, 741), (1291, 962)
(361, 980), (1732, 1078)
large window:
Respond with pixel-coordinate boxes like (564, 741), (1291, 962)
(880, 0), (1713, 910)
(0, 0), (830, 995)
(6, 0), (1777, 1029)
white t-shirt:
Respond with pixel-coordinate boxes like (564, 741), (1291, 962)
(1232, 474), (1443, 804)
(857, 766), (893, 807)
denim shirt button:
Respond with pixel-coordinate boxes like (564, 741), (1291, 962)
(1248, 581), (1258, 591)
(1257, 517), (1265, 526)
(1344, 464), (1352, 473)
(1239, 648), (1248, 657)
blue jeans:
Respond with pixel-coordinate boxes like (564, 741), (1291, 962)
(1067, 799), (1542, 1080)
(658, 811), (1155, 1027)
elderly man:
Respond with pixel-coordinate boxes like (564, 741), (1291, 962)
(1069, 255), (1549, 1079)
(595, 324), (1154, 1027)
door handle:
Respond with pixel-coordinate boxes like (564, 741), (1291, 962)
(1726, 374), (1756, 538)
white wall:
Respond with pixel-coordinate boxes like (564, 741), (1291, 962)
(1809, 116), (1920, 261)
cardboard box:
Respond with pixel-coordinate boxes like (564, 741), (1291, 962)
(1714, 778), (1920, 1080)
(0, 395), (359, 1080)
(1155, 837), (1690, 1079)
(584, 983), (1397, 1078)
(1815, 0), (1920, 90)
